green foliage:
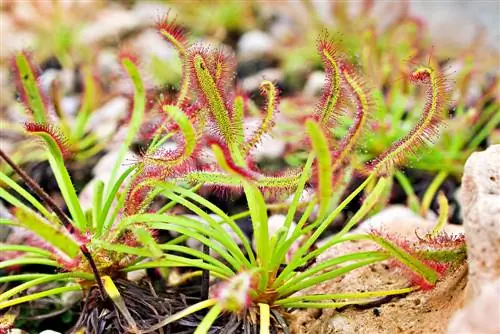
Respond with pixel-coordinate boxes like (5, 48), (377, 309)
(0, 8), (471, 333)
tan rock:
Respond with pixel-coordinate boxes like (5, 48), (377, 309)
(448, 279), (500, 334)
(459, 145), (500, 296)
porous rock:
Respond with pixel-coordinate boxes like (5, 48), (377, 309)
(290, 203), (467, 333)
(459, 145), (500, 295)
(446, 145), (500, 333)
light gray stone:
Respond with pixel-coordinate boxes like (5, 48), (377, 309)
(459, 145), (500, 296)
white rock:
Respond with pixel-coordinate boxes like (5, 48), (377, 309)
(97, 50), (122, 79)
(448, 279), (500, 334)
(78, 7), (143, 45)
(127, 269), (147, 282)
(355, 205), (462, 237)
(459, 145), (500, 296)
(78, 178), (97, 212)
(241, 68), (283, 92)
(253, 214), (302, 262)
(92, 149), (136, 182)
(8, 330), (26, 334)
(132, 29), (177, 61)
(40, 331), (62, 334)
(238, 30), (276, 60)
(79, 149), (136, 210)
(251, 136), (286, 161)
(88, 97), (129, 141)
(304, 71), (326, 97)
(242, 117), (286, 161)
(330, 314), (355, 333)
(61, 288), (82, 308)
(269, 16), (296, 43)
(60, 96), (81, 118)
(133, 1), (170, 24)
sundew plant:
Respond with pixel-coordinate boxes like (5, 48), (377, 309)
(0, 12), (467, 334)
(0, 53), (166, 332)
(111, 15), (464, 332)
(1, 51), (103, 179)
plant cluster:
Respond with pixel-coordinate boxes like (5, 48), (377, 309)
(0, 10), (468, 334)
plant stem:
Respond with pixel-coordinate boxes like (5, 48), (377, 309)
(0, 148), (73, 229)
(80, 245), (107, 301)
(201, 243), (210, 301)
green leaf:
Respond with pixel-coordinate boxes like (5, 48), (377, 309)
(14, 207), (80, 258)
(0, 171), (51, 221)
(34, 131), (86, 230)
(337, 177), (390, 236)
(243, 182), (269, 278)
(73, 67), (97, 140)
(306, 119), (333, 217)
(0, 272), (92, 302)
(0, 285), (81, 309)
(0, 244), (53, 258)
(15, 53), (47, 123)
(194, 303), (222, 334)
(106, 58), (145, 198)
(143, 299), (217, 333)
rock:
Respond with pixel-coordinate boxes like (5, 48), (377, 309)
(7, 330), (26, 334)
(243, 117), (286, 161)
(60, 96), (81, 118)
(127, 269), (148, 282)
(448, 278), (500, 334)
(290, 261), (467, 334)
(78, 7), (144, 45)
(292, 203), (467, 333)
(95, 149), (136, 182)
(40, 331), (62, 334)
(303, 71), (326, 97)
(459, 145), (500, 296)
(251, 136), (286, 161)
(241, 68), (283, 92)
(238, 30), (276, 60)
(355, 205), (463, 237)
(269, 15), (297, 44)
(88, 97), (129, 141)
(132, 1), (170, 25)
(132, 29), (177, 62)
(61, 288), (83, 308)
(38, 69), (75, 96)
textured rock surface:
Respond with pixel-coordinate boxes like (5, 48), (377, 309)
(446, 145), (500, 333)
(290, 264), (467, 334)
(448, 279), (500, 334)
(291, 205), (467, 333)
(459, 145), (500, 296)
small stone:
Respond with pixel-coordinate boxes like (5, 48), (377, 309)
(329, 314), (354, 333)
(355, 205), (462, 237)
(304, 71), (326, 97)
(61, 288), (83, 308)
(241, 68), (283, 92)
(251, 136), (286, 161)
(127, 269), (147, 282)
(238, 30), (276, 60)
(78, 7), (144, 45)
(92, 149), (136, 182)
(88, 97), (129, 141)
